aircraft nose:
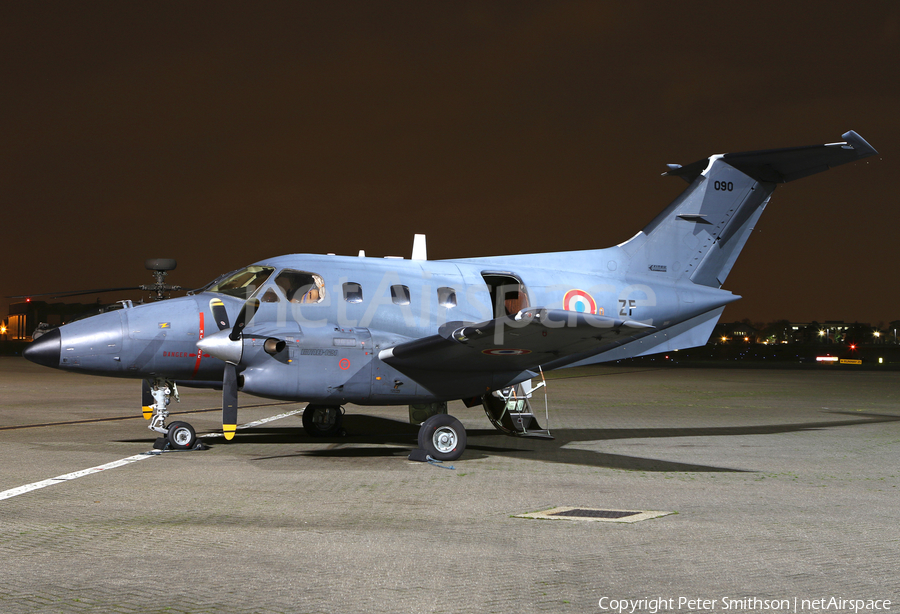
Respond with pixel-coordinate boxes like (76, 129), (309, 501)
(24, 328), (61, 368)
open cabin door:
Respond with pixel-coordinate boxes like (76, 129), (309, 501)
(481, 272), (530, 318)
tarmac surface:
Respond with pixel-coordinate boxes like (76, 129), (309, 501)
(1, 357), (899, 613)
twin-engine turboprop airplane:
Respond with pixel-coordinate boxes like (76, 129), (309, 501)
(24, 131), (877, 461)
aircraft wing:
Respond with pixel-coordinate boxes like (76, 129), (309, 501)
(379, 308), (654, 374)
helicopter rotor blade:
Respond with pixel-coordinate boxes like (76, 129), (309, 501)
(6, 287), (143, 300)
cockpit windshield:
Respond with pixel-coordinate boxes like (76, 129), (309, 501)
(206, 265), (275, 299)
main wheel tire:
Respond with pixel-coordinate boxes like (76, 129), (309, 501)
(302, 405), (344, 437)
(418, 414), (466, 462)
(167, 421), (197, 450)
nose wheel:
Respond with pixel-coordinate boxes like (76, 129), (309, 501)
(166, 421), (197, 450)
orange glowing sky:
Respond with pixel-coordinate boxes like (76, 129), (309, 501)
(2, 2), (898, 324)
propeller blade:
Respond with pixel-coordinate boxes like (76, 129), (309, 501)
(223, 363), (239, 440)
(209, 298), (230, 331)
(141, 380), (153, 420)
(229, 298), (260, 341)
(215, 296), (258, 440)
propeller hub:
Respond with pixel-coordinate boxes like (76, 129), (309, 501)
(197, 329), (243, 364)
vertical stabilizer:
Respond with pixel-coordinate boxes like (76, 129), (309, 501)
(625, 131), (877, 289)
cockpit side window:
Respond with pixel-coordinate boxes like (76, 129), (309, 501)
(260, 289), (281, 303)
(207, 266), (275, 300)
(275, 270), (325, 303)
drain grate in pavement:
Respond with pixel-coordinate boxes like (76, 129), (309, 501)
(515, 506), (673, 523)
(551, 508), (638, 519)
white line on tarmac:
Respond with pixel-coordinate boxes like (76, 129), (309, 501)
(200, 408), (304, 438)
(0, 454), (155, 501)
(0, 408), (305, 502)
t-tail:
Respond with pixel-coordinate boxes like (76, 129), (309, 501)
(622, 131), (877, 288)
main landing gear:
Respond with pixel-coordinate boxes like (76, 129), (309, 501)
(407, 402), (467, 462)
(302, 404), (345, 438)
(408, 379), (553, 463)
(417, 414), (467, 462)
(144, 378), (200, 450)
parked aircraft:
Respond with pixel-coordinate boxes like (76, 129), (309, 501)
(24, 131), (877, 461)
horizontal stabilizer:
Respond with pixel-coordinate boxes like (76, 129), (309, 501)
(664, 130), (877, 184)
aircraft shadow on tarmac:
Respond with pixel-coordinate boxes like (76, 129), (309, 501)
(118, 411), (900, 473)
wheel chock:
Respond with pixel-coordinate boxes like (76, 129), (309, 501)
(408, 448), (430, 462)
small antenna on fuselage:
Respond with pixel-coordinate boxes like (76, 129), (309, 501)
(412, 234), (427, 260)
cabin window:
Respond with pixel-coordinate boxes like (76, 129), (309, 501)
(391, 285), (411, 305)
(343, 282), (363, 303)
(275, 270), (325, 303)
(207, 265), (275, 300)
(437, 287), (457, 308)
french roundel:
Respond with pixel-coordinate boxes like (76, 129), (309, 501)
(563, 289), (597, 315)
(482, 348), (531, 356)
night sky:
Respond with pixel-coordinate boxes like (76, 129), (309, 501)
(3, 2), (898, 325)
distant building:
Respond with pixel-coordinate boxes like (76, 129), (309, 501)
(5, 300), (110, 341)
(713, 322), (758, 343)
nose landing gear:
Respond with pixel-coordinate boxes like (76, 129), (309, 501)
(144, 378), (201, 450)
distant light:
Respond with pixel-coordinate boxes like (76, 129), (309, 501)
(816, 356), (839, 362)
(0, 325), (6, 335)
(850, 344), (857, 350)
(879, 357), (884, 364)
